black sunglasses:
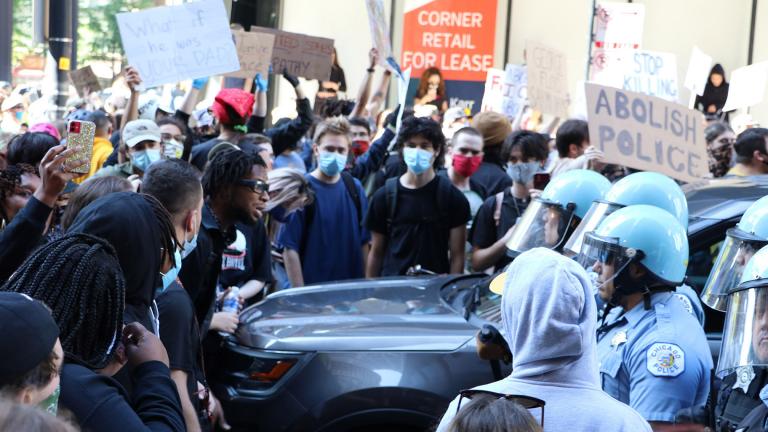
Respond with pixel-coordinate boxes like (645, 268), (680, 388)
(237, 179), (269, 194)
(456, 389), (545, 426)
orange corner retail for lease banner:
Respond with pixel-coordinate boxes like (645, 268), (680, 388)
(401, 0), (497, 82)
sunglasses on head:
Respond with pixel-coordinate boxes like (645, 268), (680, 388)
(456, 389), (545, 426)
(237, 179), (269, 194)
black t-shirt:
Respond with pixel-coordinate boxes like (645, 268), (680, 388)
(219, 221), (273, 303)
(366, 175), (470, 276)
(156, 281), (202, 414)
(469, 189), (528, 271)
(473, 161), (513, 196)
(189, 138), (222, 171)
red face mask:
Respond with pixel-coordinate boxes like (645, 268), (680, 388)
(453, 154), (482, 177)
(352, 139), (370, 157)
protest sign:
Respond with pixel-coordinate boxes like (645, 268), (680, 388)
(69, 66), (101, 97)
(722, 62), (768, 112)
(684, 46), (713, 97)
(526, 41), (569, 118)
(401, 0), (497, 82)
(593, 2), (645, 50)
(365, 0), (395, 69)
(481, 68), (504, 112)
(591, 49), (679, 102)
(116, 0), (239, 89)
(226, 31), (275, 79)
(395, 67), (412, 138)
(501, 64), (528, 119)
(585, 83), (707, 183)
(251, 27), (334, 81)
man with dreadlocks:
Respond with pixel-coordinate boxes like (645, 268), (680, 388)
(180, 149), (269, 338)
(0, 233), (185, 431)
(0, 145), (84, 281)
(67, 192), (179, 335)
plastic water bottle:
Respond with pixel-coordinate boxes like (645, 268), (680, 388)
(222, 287), (240, 313)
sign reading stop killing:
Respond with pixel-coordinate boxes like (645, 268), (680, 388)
(585, 83), (707, 183)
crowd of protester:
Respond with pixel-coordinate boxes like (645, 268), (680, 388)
(1, 38), (768, 432)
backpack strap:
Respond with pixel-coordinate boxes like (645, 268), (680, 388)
(385, 177), (399, 234)
(299, 183), (316, 258)
(340, 171), (362, 225)
(434, 175), (455, 229)
(494, 191), (505, 227)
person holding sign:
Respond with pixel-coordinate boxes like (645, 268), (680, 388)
(694, 64), (729, 121)
(727, 128), (768, 177)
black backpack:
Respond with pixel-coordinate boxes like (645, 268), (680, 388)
(383, 174), (455, 235)
(300, 172), (362, 256)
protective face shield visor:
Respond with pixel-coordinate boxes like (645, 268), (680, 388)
(716, 281), (768, 378)
(505, 198), (575, 257)
(577, 232), (639, 298)
(701, 228), (767, 312)
(564, 201), (624, 257)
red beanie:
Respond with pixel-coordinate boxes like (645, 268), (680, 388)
(212, 89), (254, 126)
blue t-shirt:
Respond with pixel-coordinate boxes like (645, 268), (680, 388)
(279, 175), (370, 285)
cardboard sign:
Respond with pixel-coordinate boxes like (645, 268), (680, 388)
(401, 0), (497, 82)
(593, 2), (645, 50)
(69, 66), (101, 97)
(684, 46), (713, 97)
(251, 27), (334, 81)
(722, 62), (768, 112)
(480, 68), (504, 112)
(365, 0), (394, 69)
(591, 49), (679, 102)
(526, 41), (569, 118)
(585, 83), (707, 183)
(226, 31), (275, 79)
(116, 0), (239, 88)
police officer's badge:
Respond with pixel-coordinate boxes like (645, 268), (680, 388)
(646, 343), (685, 377)
(733, 366), (756, 393)
(611, 331), (627, 350)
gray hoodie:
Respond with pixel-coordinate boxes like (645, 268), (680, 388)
(436, 248), (651, 432)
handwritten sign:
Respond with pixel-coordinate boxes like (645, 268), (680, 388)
(69, 66), (101, 97)
(116, 0), (239, 88)
(526, 41), (569, 118)
(585, 83), (707, 183)
(481, 68), (504, 112)
(366, 0), (394, 69)
(722, 62), (768, 112)
(591, 49), (679, 102)
(251, 27), (334, 81)
(594, 2), (645, 50)
(481, 65), (527, 119)
(226, 31), (275, 79)
(401, 0), (496, 82)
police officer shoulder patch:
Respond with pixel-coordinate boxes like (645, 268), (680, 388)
(646, 343), (685, 377)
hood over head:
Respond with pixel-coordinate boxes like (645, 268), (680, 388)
(501, 248), (599, 386)
(67, 192), (164, 325)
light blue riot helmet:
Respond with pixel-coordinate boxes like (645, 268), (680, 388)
(701, 196), (768, 311)
(717, 245), (768, 378)
(506, 169), (610, 257)
(577, 205), (689, 304)
(565, 171), (688, 256)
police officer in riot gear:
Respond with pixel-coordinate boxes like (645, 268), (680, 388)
(578, 205), (713, 425)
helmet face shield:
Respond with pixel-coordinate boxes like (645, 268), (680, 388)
(701, 229), (767, 311)
(717, 282), (768, 378)
(565, 201), (624, 256)
(506, 199), (572, 257)
(577, 232), (637, 302)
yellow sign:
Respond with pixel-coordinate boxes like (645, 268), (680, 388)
(58, 57), (71, 71)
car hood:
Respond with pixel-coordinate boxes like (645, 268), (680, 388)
(236, 277), (479, 352)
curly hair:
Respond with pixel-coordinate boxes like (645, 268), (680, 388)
(202, 148), (266, 198)
(0, 164), (37, 221)
(395, 116), (447, 170)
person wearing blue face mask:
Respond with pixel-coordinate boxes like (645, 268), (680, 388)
(280, 117), (370, 287)
(94, 119), (165, 179)
(142, 159), (226, 432)
(366, 116), (471, 277)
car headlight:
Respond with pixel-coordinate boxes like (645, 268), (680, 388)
(220, 342), (310, 395)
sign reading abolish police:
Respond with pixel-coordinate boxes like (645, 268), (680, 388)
(116, 0), (239, 89)
(585, 83), (707, 183)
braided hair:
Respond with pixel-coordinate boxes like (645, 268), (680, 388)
(0, 233), (125, 370)
(201, 148), (266, 198)
(0, 164), (37, 222)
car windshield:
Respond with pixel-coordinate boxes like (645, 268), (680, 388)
(439, 275), (502, 325)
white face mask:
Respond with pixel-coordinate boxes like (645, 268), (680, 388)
(180, 211), (199, 260)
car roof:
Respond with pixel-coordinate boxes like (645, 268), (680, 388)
(684, 176), (768, 223)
